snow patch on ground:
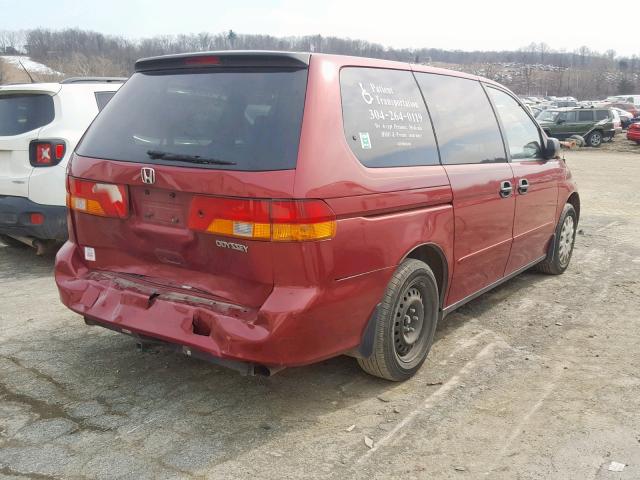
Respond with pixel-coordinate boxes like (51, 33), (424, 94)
(0, 55), (62, 76)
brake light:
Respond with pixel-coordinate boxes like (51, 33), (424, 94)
(184, 56), (221, 66)
(188, 197), (336, 241)
(67, 177), (129, 218)
(29, 140), (66, 167)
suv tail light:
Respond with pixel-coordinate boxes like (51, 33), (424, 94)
(188, 197), (336, 242)
(29, 140), (66, 167)
(67, 177), (129, 218)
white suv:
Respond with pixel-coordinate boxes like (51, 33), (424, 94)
(0, 77), (124, 252)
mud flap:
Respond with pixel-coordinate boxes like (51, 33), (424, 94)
(355, 304), (380, 359)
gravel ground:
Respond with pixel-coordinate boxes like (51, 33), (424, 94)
(1, 150), (639, 480)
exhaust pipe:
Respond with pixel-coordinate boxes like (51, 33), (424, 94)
(251, 364), (285, 377)
(84, 315), (287, 377)
(7, 235), (58, 256)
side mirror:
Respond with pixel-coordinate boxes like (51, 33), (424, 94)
(543, 137), (560, 159)
(557, 118), (565, 124)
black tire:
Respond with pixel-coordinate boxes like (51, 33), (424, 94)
(536, 204), (577, 275)
(586, 130), (603, 147)
(0, 234), (26, 248)
(357, 259), (439, 381)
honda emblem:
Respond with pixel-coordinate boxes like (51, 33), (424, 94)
(141, 167), (156, 185)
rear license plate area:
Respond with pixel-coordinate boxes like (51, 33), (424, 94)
(131, 187), (189, 228)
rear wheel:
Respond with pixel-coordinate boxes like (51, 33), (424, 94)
(536, 204), (577, 275)
(586, 130), (603, 147)
(357, 259), (438, 381)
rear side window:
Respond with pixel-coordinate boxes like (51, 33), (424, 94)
(94, 91), (116, 111)
(487, 87), (542, 160)
(415, 73), (506, 165)
(77, 68), (308, 171)
(340, 68), (439, 167)
(595, 110), (610, 121)
(578, 110), (594, 121)
(0, 94), (55, 136)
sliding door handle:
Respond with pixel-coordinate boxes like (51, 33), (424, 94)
(499, 180), (513, 198)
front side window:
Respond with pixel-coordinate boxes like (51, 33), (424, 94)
(595, 110), (610, 121)
(340, 67), (439, 167)
(0, 94), (55, 136)
(558, 111), (577, 122)
(415, 73), (506, 165)
(487, 87), (542, 160)
(538, 110), (559, 122)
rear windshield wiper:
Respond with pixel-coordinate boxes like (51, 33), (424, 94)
(146, 150), (236, 165)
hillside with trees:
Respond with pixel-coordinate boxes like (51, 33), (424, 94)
(1, 28), (639, 99)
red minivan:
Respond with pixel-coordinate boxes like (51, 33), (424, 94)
(55, 52), (579, 381)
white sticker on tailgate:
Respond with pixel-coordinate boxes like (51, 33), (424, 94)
(84, 246), (96, 262)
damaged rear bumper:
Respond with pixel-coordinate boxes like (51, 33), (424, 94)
(55, 241), (389, 371)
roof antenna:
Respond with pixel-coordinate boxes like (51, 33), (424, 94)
(18, 59), (35, 83)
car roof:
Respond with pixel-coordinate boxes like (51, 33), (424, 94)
(548, 106), (609, 112)
(0, 82), (62, 94)
(0, 78), (125, 95)
(134, 50), (498, 86)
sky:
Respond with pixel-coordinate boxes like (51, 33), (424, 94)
(1, 0), (637, 57)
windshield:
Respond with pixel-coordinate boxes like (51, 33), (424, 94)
(537, 110), (559, 122)
(76, 68), (308, 171)
(0, 94), (55, 136)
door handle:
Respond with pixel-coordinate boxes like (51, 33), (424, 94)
(518, 178), (529, 194)
(499, 180), (513, 198)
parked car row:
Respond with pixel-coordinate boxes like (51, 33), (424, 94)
(2, 51), (580, 380)
(536, 106), (617, 146)
(521, 93), (640, 146)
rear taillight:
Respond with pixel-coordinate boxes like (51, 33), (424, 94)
(67, 177), (129, 218)
(29, 140), (66, 167)
(270, 200), (336, 241)
(30, 213), (45, 225)
(188, 197), (336, 242)
(189, 197), (271, 240)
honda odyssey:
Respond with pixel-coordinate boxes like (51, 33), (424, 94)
(55, 52), (579, 381)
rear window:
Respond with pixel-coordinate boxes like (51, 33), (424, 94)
(77, 68), (308, 171)
(0, 94), (55, 136)
(340, 68), (439, 167)
(94, 91), (116, 111)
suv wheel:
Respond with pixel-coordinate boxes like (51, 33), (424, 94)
(536, 203), (577, 275)
(586, 130), (603, 147)
(357, 259), (438, 381)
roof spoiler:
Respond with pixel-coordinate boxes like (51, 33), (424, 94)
(135, 51), (311, 72)
(60, 77), (127, 84)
